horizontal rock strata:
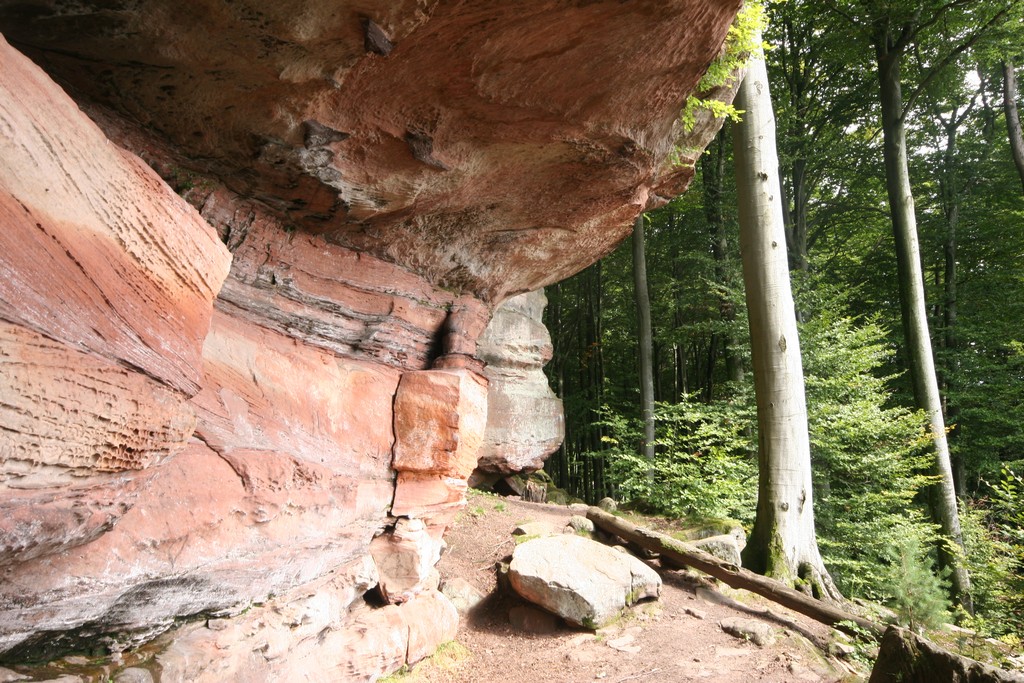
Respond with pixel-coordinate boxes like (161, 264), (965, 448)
(0, 0), (742, 677)
(475, 290), (565, 476)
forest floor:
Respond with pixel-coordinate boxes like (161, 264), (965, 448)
(400, 491), (864, 683)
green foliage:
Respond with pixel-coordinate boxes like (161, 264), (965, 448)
(966, 468), (1024, 638)
(882, 533), (952, 633)
(797, 288), (938, 600)
(598, 392), (757, 523)
(679, 0), (768, 133)
(958, 500), (1021, 642)
(834, 620), (880, 669)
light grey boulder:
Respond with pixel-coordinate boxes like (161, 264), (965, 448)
(565, 515), (595, 535)
(720, 617), (775, 646)
(508, 535), (661, 629)
(0, 667), (29, 682)
(440, 577), (485, 614)
(693, 534), (742, 566)
(474, 291), (565, 476)
(114, 669), (155, 683)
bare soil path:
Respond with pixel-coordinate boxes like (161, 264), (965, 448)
(412, 491), (861, 683)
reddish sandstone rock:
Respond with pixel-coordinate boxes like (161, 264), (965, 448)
(0, 0), (740, 299)
(0, 35), (230, 398)
(475, 291), (565, 476)
(0, 1), (743, 673)
(0, 442), (392, 657)
(192, 309), (401, 476)
(156, 586), (458, 682)
(203, 193), (453, 370)
(392, 369), (489, 479)
(0, 35), (230, 490)
(0, 312), (402, 655)
(370, 518), (443, 604)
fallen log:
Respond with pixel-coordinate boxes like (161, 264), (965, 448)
(586, 507), (884, 640)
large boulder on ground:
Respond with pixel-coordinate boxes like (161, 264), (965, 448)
(869, 626), (1024, 683)
(508, 535), (661, 629)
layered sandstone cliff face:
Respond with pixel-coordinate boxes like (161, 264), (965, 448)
(0, 1), (739, 678)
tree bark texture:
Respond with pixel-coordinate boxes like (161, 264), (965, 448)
(732, 49), (839, 600)
(632, 215), (656, 462)
(875, 41), (972, 613)
(587, 508), (882, 639)
(1003, 60), (1024, 195)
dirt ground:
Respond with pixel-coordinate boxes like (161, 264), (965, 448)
(410, 491), (863, 683)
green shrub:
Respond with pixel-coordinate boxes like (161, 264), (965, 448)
(882, 533), (951, 633)
(599, 392), (757, 523)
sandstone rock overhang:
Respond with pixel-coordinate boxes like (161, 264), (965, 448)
(0, 1), (742, 674)
(0, 0), (741, 302)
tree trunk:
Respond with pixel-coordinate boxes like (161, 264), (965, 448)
(939, 120), (964, 497)
(875, 41), (972, 613)
(1003, 60), (1024, 194)
(587, 508), (882, 639)
(633, 216), (656, 462)
(702, 128), (743, 393)
(733, 48), (840, 601)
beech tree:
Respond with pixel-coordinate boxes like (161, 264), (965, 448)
(632, 215), (656, 462)
(820, 0), (1024, 614)
(733, 38), (840, 600)
(1002, 60), (1024, 191)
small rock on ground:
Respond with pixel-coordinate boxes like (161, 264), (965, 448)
(693, 534), (742, 566)
(114, 668), (155, 683)
(720, 617), (776, 647)
(0, 667), (29, 682)
(512, 521), (556, 537)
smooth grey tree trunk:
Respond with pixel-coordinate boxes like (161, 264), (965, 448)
(632, 215), (656, 462)
(1003, 60), (1024, 194)
(875, 43), (973, 613)
(733, 46), (840, 600)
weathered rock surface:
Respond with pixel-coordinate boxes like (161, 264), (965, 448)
(0, 34), (230, 493)
(475, 291), (564, 475)
(869, 626), (1024, 683)
(157, 576), (458, 682)
(393, 369), (489, 480)
(694, 534), (743, 567)
(508, 535), (662, 629)
(0, 0), (740, 300)
(0, 0), (742, 677)
(439, 578), (485, 615)
(719, 617), (775, 647)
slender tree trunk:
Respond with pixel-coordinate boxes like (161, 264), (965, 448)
(1003, 60), (1024, 194)
(939, 122), (965, 497)
(549, 282), (570, 491)
(633, 216), (656, 462)
(703, 128), (743, 392)
(876, 42), (972, 613)
(733, 49), (840, 600)
(788, 157), (810, 272)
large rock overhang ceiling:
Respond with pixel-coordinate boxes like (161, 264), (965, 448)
(0, 0), (741, 302)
